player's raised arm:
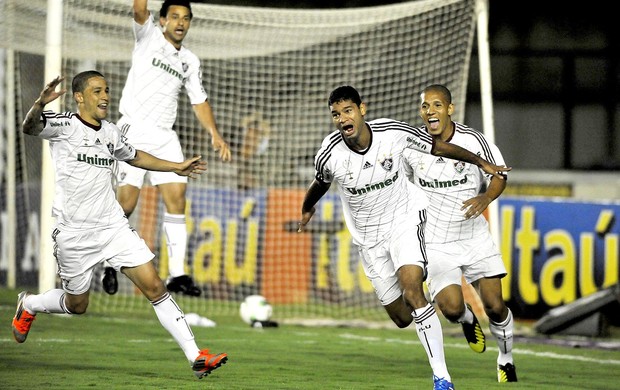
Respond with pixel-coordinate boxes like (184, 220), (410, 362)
(128, 150), (207, 179)
(22, 76), (66, 136)
(133, 0), (149, 24)
(432, 138), (511, 180)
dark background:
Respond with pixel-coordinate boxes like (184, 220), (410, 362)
(193, 0), (620, 171)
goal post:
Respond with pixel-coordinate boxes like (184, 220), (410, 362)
(1, 0), (485, 323)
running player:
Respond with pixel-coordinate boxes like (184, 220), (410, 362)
(103, 0), (232, 296)
(12, 72), (227, 379)
(298, 86), (511, 390)
(404, 84), (517, 382)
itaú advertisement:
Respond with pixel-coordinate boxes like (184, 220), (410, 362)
(498, 197), (619, 318)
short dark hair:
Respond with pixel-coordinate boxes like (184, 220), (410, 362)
(422, 84), (452, 104)
(72, 70), (105, 95)
(160, 0), (193, 19)
(328, 85), (362, 107)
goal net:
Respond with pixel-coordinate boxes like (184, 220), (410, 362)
(1, 0), (476, 324)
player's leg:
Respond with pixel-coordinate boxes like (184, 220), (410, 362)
(122, 261), (227, 377)
(397, 265), (452, 388)
(101, 160), (145, 295)
(427, 239), (487, 353)
(117, 183), (141, 218)
(158, 181), (201, 297)
(389, 211), (453, 389)
(477, 276), (517, 382)
(12, 290), (85, 343)
(434, 283), (486, 354)
(111, 221), (227, 378)
(12, 228), (93, 343)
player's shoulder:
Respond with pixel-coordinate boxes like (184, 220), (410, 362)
(319, 129), (343, 148)
(179, 46), (201, 63)
(316, 130), (344, 164)
(368, 117), (405, 129)
(453, 121), (495, 146)
(368, 117), (421, 134)
(453, 121), (484, 138)
(43, 110), (76, 120)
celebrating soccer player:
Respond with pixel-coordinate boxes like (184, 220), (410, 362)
(298, 85), (510, 390)
(102, 0), (232, 297)
(403, 84), (517, 382)
(12, 72), (227, 379)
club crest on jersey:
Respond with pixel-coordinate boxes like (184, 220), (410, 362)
(106, 140), (114, 155)
(379, 156), (393, 171)
(182, 62), (188, 73)
(454, 161), (466, 174)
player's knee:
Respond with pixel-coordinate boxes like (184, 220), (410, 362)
(393, 317), (412, 329)
(402, 288), (428, 309)
(66, 300), (89, 315)
(438, 300), (465, 322)
(142, 279), (167, 300)
(484, 300), (508, 323)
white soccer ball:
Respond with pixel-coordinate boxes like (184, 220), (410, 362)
(239, 295), (273, 325)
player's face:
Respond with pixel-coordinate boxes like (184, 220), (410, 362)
(161, 6), (192, 47)
(330, 99), (367, 142)
(75, 76), (109, 125)
(419, 89), (454, 141)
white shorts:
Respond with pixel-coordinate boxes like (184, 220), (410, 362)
(425, 231), (507, 300)
(115, 117), (187, 188)
(358, 209), (427, 306)
(52, 220), (154, 295)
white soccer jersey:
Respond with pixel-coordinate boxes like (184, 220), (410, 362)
(118, 13), (208, 129)
(314, 118), (434, 247)
(404, 121), (507, 243)
(39, 111), (137, 230)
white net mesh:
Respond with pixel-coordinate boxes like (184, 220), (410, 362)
(1, 0), (476, 322)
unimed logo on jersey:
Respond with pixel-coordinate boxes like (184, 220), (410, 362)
(346, 171), (399, 195)
(417, 175), (468, 188)
(152, 58), (183, 81)
(77, 153), (114, 167)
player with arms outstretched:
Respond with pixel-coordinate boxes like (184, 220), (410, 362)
(12, 72), (227, 379)
(298, 86), (511, 390)
(103, 0), (232, 297)
(404, 84), (517, 382)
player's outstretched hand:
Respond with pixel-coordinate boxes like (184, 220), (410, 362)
(481, 162), (511, 180)
(176, 155), (207, 179)
(212, 134), (232, 162)
(37, 75), (67, 106)
(297, 207), (316, 233)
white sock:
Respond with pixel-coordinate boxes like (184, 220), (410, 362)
(489, 308), (514, 365)
(163, 212), (188, 278)
(24, 289), (71, 314)
(151, 292), (200, 363)
(456, 304), (474, 324)
(412, 303), (450, 381)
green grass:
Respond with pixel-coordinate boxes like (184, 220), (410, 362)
(1, 288), (618, 390)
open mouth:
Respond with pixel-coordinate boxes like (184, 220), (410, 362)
(342, 124), (354, 135)
(428, 118), (439, 130)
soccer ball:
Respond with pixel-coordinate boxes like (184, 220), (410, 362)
(239, 295), (273, 325)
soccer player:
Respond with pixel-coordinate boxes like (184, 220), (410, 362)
(12, 72), (227, 379)
(298, 86), (511, 390)
(403, 84), (517, 382)
(103, 0), (232, 297)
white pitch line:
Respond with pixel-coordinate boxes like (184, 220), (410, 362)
(338, 333), (620, 365)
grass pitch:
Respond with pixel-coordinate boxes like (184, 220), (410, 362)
(1, 288), (618, 389)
